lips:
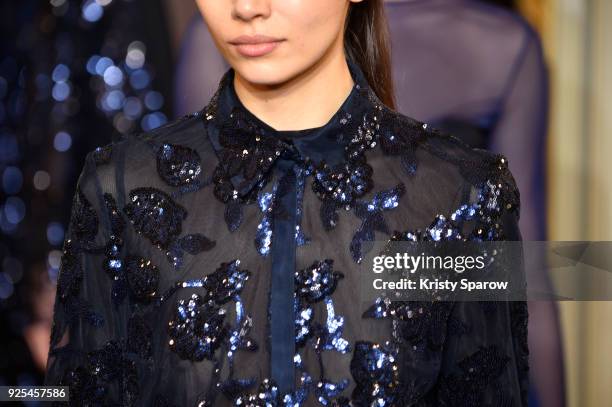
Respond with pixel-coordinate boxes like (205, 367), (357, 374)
(228, 35), (284, 57)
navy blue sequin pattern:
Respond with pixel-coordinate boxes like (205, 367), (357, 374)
(45, 59), (528, 406)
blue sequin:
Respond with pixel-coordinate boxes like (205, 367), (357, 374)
(295, 259), (344, 303)
(168, 293), (228, 361)
(350, 183), (406, 263)
(255, 188), (275, 256)
(156, 143), (202, 187)
(349, 341), (400, 406)
(123, 187), (186, 249)
(294, 164), (311, 246)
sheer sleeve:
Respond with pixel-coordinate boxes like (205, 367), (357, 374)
(44, 145), (132, 403)
(488, 26), (548, 242)
(410, 148), (530, 406)
(436, 153), (530, 407)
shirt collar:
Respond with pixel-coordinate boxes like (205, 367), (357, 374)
(203, 58), (378, 198)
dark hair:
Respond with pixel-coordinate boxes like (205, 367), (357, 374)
(344, 0), (396, 109)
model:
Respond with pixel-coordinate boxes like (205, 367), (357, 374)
(45, 1), (528, 405)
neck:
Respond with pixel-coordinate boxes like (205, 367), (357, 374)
(233, 49), (354, 131)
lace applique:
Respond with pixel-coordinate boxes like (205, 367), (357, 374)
(52, 238), (104, 347)
(72, 188), (99, 248)
(127, 313), (153, 359)
(434, 345), (510, 406)
(90, 340), (140, 405)
(59, 366), (108, 405)
(363, 298), (453, 353)
(55, 341), (142, 405)
(379, 111), (428, 176)
(56, 239), (83, 303)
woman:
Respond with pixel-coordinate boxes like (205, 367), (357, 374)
(45, 0), (528, 405)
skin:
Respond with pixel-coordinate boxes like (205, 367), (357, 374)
(195, 0), (364, 131)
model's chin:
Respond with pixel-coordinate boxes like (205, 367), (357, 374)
(232, 58), (301, 88)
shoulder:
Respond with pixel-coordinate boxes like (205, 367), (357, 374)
(379, 107), (521, 220)
(79, 110), (216, 203)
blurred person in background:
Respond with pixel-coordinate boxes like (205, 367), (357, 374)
(173, 0), (563, 406)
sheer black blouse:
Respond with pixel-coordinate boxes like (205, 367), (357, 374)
(45, 58), (528, 406)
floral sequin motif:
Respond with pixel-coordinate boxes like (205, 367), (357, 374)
(211, 108), (292, 233)
(390, 175), (515, 245)
(165, 259), (259, 384)
(295, 259), (344, 304)
(52, 232), (104, 347)
(168, 293), (228, 361)
(350, 183), (406, 263)
(311, 109), (383, 231)
(103, 235), (127, 304)
(101, 193), (140, 305)
(312, 159), (373, 230)
(158, 259), (259, 403)
(125, 256), (159, 302)
(178, 233), (216, 255)
(292, 259), (351, 404)
(123, 187), (186, 248)
(156, 143), (202, 187)
(202, 259), (251, 305)
(255, 188), (275, 256)
(349, 341), (400, 406)
(210, 94), (387, 234)
(232, 378), (281, 406)
(123, 187), (215, 268)
(217, 108), (289, 192)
